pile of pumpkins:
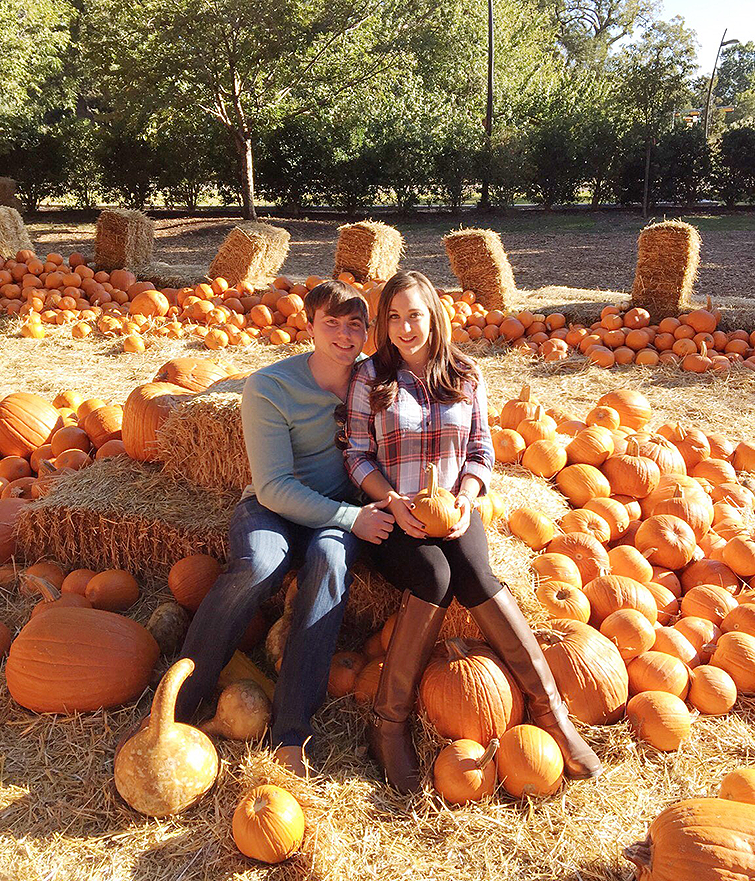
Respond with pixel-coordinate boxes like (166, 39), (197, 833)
(495, 385), (755, 753)
(0, 248), (386, 352)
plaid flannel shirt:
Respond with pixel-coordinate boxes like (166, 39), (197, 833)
(344, 357), (494, 497)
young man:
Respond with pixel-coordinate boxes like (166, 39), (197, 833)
(175, 281), (394, 775)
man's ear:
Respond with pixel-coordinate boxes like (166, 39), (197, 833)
(306, 321), (314, 337)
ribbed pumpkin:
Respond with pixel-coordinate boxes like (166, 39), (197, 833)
(232, 784), (305, 863)
(602, 440), (661, 499)
(644, 582), (680, 626)
(657, 423), (711, 469)
(653, 485), (712, 541)
(624, 798), (755, 878)
(419, 639), (524, 744)
(710, 631), (755, 693)
(559, 509), (611, 543)
(720, 768), (755, 804)
(535, 581), (590, 623)
(153, 357), (237, 392)
(652, 567), (682, 598)
(600, 609), (656, 661)
(651, 627), (699, 668)
(433, 738), (499, 805)
(121, 382), (192, 461)
(531, 553), (582, 589)
(633, 434), (687, 477)
(328, 652), (366, 697)
(491, 427), (526, 464)
(692, 457), (737, 486)
(82, 405), (123, 449)
(85, 569), (140, 611)
(583, 497), (630, 540)
(565, 426), (614, 467)
(687, 664), (737, 715)
(0, 393), (60, 457)
(674, 616), (722, 657)
(721, 603), (755, 637)
(517, 407), (556, 446)
(626, 691), (692, 751)
(555, 464), (611, 507)
(0, 497), (28, 563)
(596, 390), (652, 431)
(607, 545), (653, 583)
(499, 385), (538, 430)
(626, 651), (689, 699)
(546, 532), (609, 585)
(521, 439), (567, 478)
(496, 725), (563, 798)
(352, 657), (384, 704)
(168, 554), (222, 612)
(641, 474), (710, 519)
(412, 463), (461, 538)
(722, 537), (755, 578)
(680, 584), (738, 625)
(535, 619), (628, 724)
(582, 574), (658, 628)
(6, 607), (159, 712)
(507, 508), (555, 550)
(635, 515), (697, 569)
(680, 558), (739, 593)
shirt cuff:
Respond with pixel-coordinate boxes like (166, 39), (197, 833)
(462, 461), (492, 494)
(349, 459), (379, 488)
(325, 502), (361, 532)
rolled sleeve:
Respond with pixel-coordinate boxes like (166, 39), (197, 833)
(461, 373), (494, 493)
(344, 360), (380, 489)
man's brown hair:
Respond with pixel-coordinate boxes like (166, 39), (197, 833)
(304, 280), (368, 325)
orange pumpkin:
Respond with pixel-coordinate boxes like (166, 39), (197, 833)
(0, 392), (59, 457)
(433, 738), (499, 805)
(626, 691), (691, 751)
(168, 554), (222, 612)
(232, 784), (305, 863)
(85, 569), (140, 611)
(496, 725), (563, 798)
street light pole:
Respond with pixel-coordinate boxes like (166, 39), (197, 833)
(704, 30), (739, 139)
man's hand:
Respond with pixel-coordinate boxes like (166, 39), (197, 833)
(444, 494), (472, 541)
(352, 497), (395, 544)
(387, 492), (428, 539)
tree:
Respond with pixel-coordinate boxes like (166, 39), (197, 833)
(713, 125), (755, 205)
(614, 18), (697, 216)
(2, 121), (68, 210)
(81, 0), (443, 219)
(715, 42), (755, 105)
(655, 126), (711, 206)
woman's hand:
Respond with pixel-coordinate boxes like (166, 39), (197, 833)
(444, 493), (472, 541)
(387, 492), (427, 539)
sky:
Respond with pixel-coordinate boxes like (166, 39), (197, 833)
(660, 0), (754, 74)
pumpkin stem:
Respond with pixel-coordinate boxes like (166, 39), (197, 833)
(148, 657), (195, 741)
(534, 628), (563, 646)
(21, 573), (60, 602)
(476, 738), (499, 770)
(38, 459), (58, 476)
(520, 385), (531, 403)
(700, 341), (708, 358)
(623, 841), (652, 870)
(445, 637), (470, 661)
(626, 438), (640, 457)
(425, 462), (438, 497)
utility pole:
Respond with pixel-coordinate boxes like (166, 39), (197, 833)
(704, 30), (739, 139)
(479, 0), (494, 210)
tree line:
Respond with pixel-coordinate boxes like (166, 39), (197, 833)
(1, 0), (754, 216)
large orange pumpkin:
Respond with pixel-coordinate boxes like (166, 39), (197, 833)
(0, 393), (60, 457)
(168, 554), (222, 611)
(419, 638), (524, 744)
(153, 357), (237, 393)
(536, 619), (628, 724)
(121, 382), (192, 461)
(0, 497), (28, 563)
(6, 606), (159, 712)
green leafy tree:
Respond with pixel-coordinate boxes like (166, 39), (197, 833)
(713, 125), (755, 205)
(2, 121), (68, 210)
(614, 18), (697, 216)
(96, 124), (161, 209)
(715, 42), (755, 105)
(655, 125), (711, 205)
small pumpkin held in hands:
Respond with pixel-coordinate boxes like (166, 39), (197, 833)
(412, 462), (460, 538)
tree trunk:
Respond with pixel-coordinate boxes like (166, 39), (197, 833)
(235, 133), (257, 220)
(642, 138), (652, 219)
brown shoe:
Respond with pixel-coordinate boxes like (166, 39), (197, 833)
(368, 591), (446, 794)
(273, 745), (307, 778)
(468, 588), (602, 780)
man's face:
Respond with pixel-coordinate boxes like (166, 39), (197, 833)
(307, 307), (367, 367)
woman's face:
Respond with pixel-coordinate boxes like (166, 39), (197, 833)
(386, 285), (432, 365)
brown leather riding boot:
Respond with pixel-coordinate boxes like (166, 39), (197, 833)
(468, 587), (602, 780)
(368, 590), (446, 794)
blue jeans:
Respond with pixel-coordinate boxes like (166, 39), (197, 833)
(175, 496), (361, 748)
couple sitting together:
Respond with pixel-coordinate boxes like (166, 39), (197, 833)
(174, 270), (601, 794)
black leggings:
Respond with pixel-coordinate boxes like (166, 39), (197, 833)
(369, 510), (502, 608)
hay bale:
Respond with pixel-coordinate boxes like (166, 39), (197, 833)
(134, 260), (208, 289)
(631, 220), (701, 319)
(0, 177), (23, 212)
(208, 222), (290, 286)
(15, 457), (237, 576)
(94, 208), (154, 271)
(444, 228), (516, 310)
(333, 221), (404, 283)
(0, 206), (33, 258)
(155, 377), (249, 491)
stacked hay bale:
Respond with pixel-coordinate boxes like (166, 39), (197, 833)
(631, 220), (701, 320)
(208, 222), (290, 287)
(444, 227), (516, 310)
(136, 261), (208, 288)
(0, 207), (34, 258)
(334, 220), (404, 283)
(0, 178), (24, 212)
(15, 457), (236, 576)
(94, 208), (154, 271)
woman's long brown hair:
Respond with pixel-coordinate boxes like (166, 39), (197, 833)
(369, 270), (477, 412)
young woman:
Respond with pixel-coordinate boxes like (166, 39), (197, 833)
(344, 270), (601, 794)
